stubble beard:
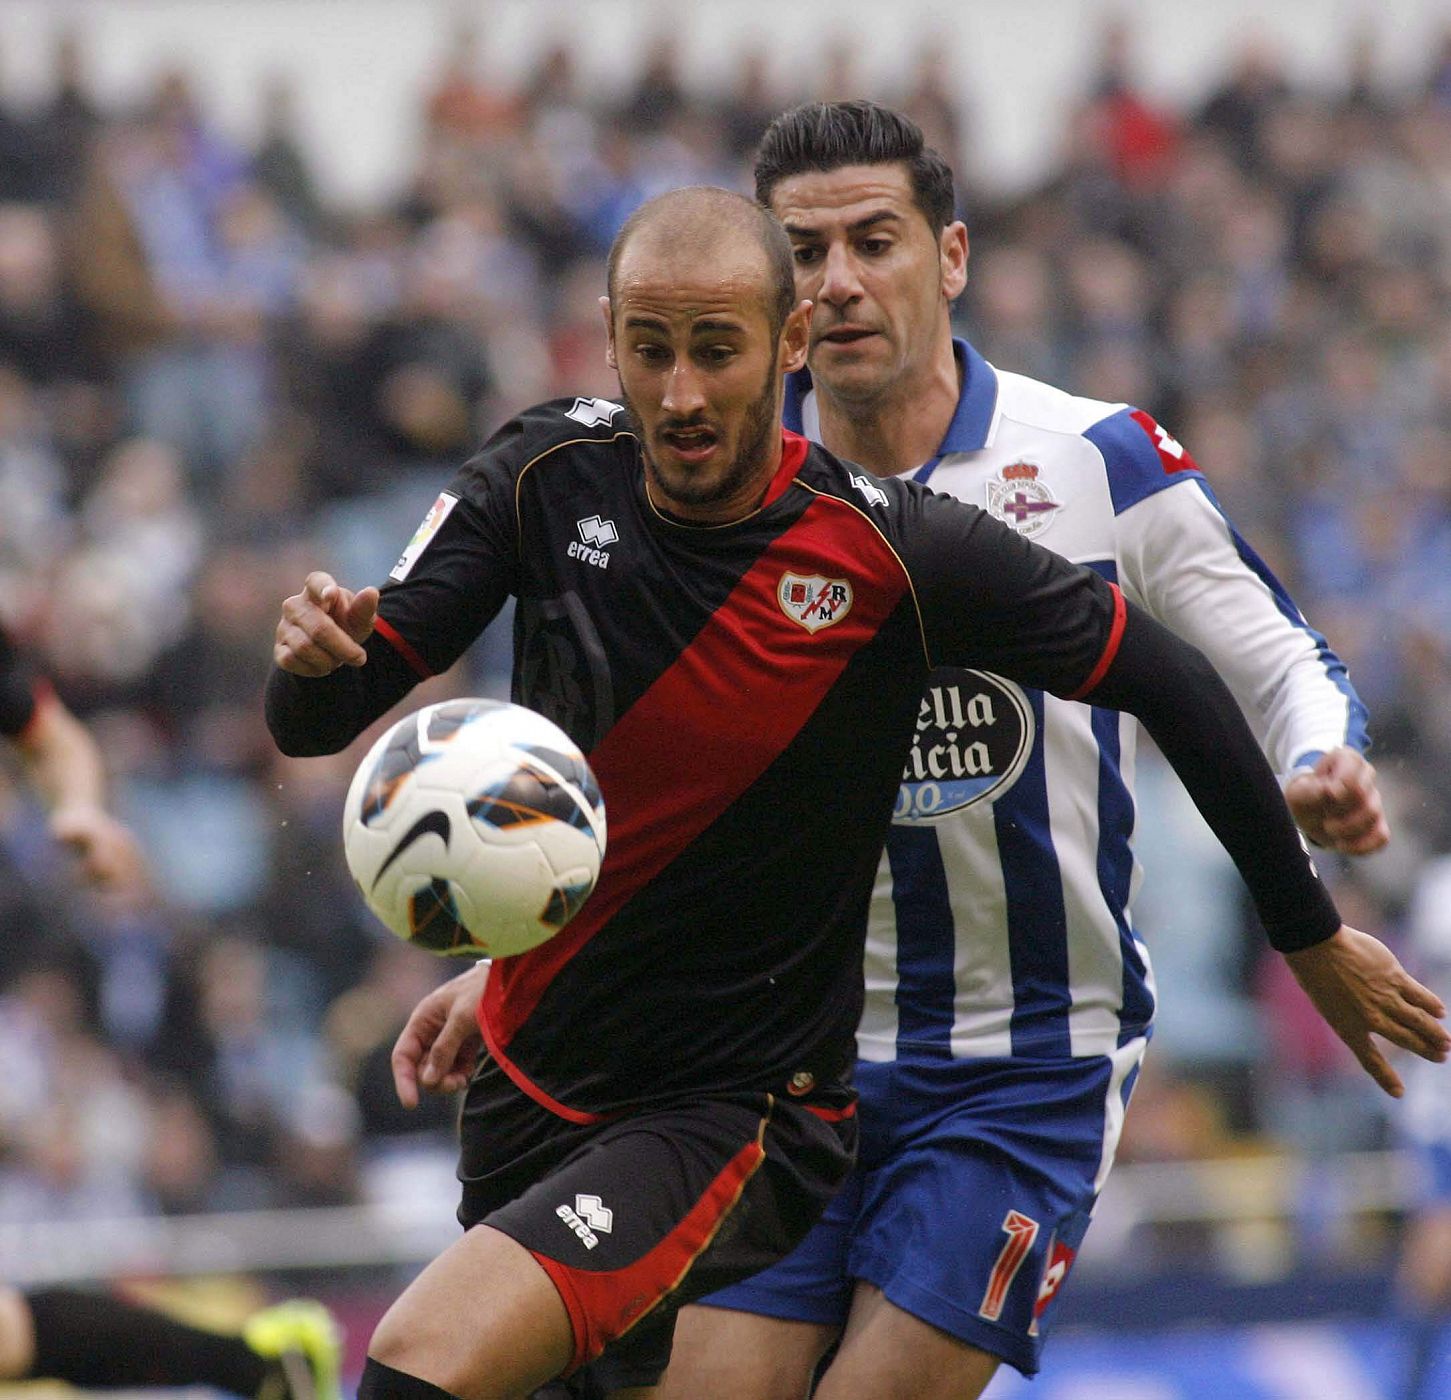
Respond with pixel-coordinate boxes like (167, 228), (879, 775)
(622, 349), (781, 516)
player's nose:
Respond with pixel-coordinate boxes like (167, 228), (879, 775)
(817, 243), (864, 307)
(661, 361), (707, 416)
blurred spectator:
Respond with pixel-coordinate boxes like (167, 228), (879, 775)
(717, 45), (778, 162)
(251, 73), (323, 235)
(30, 28), (102, 205)
(1198, 34), (1292, 173)
(422, 12), (520, 149)
(1084, 15), (1180, 191)
(619, 35), (687, 135)
(899, 39), (969, 183)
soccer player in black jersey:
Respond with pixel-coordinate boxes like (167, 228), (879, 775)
(268, 187), (1448, 1400)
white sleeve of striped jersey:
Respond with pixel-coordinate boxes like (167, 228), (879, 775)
(1114, 479), (1358, 780)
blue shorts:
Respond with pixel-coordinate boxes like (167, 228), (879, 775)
(699, 1041), (1145, 1377)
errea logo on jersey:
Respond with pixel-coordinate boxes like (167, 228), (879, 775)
(850, 473), (888, 508)
(565, 396), (623, 429)
(569, 515), (617, 569)
(556, 1193), (614, 1249)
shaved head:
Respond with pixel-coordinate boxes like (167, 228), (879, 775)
(606, 186), (796, 334)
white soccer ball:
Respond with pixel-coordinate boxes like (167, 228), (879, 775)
(342, 699), (607, 958)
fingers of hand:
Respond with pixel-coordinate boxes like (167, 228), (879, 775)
(1384, 981), (1451, 1058)
(1358, 1042), (1403, 1098)
(1400, 977), (1450, 1020)
(1381, 1006), (1451, 1061)
(1323, 807), (1391, 855)
(390, 1042), (422, 1108)
(347, 587), (381, 639)
(303, 571), (340, 606)
(273, 634), (340, 676)
(424, 1014), (477, 1086)
(1321, 755), (1377, 814)
(391, 1012), (441, 1109)
(276, 596), (368, 672)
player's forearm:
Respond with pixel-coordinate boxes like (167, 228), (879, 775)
(1089, 605), (1340, 953)
(1123, 484), (1368, 776)
(18, 699), (109, 813)
(266, 632), (416, 757)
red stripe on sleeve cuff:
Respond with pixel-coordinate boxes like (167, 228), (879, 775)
(373, 616), (433, 680)
(1064, 582), (1127, 702)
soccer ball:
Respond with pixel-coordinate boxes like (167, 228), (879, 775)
(342, 699), (607, 958)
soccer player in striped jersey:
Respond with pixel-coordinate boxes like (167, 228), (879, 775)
(661, 101), (1400, 1400)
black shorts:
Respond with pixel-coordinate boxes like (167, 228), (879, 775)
(458, 1054), (857, 1390)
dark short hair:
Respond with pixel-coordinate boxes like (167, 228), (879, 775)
(607, 186), (797, 336)
(753, 100), (957, 233)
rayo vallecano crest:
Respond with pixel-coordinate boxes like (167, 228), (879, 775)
(778, 573), (853, 633)
(986, 462), (1061, 538)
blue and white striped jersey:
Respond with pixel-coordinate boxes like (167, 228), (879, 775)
(787, 339), (1368, 1064)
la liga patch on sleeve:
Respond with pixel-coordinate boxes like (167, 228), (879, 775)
(391, 491), (460, 581)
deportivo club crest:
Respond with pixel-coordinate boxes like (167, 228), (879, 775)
(986, 462), (1061, 538)
(778, 573), (853, 633)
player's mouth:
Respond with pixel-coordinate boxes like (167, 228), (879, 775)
(817, 326), (879, 347)
(659, 425), (720, 463)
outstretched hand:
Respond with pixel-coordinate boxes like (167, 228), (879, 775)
(273, 571), (380, 677)
(1285, 747), (1389, 856)
(391, 960), (491, 1109)
(1285, 925), (1449, 1096)
(50, 803), (149, 896)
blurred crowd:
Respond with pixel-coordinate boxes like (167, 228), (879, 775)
(0, 13), (1449, 1271)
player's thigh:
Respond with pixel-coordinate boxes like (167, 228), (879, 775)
(496, 1091), (852, 1392)
(658, 1305), (836, 1400)
(846, 1042), (1144, 1378)
(371, 1223), (573, 1400)
(815, 1282), (999, 1400)
(660, 1150), (861, 1397)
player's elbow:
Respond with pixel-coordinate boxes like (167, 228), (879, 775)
(1088, 607), (1224, 723)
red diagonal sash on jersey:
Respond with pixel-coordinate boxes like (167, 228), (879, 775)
(480, 492), (908, 1115)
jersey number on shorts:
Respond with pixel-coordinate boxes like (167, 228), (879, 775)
(979, 1209), (1040, 1321)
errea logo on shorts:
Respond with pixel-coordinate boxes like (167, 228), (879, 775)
(556, 1193), (614, 1249)
(569, 515), (617, 569)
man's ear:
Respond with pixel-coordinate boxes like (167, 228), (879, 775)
(599, 295), (617, 368)
(941, 221), (969, 303)
(781, 298), (813, 374)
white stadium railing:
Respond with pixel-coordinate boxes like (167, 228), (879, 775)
(0, 1150), (1416, 1286)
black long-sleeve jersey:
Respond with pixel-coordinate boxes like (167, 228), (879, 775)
(268, 396), (1338, 1119)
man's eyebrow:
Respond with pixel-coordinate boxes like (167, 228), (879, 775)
(621, 315), (746, 334)
(783, 209), (903, 239)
